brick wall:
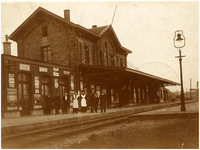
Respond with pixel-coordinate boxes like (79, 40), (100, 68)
(16, 13), (127, 68)
(17, 13), (77, 67)
(96, 32), (127, 67)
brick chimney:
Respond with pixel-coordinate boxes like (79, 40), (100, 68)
(92, 25), (97, 28)
(2, 35), (11, 55)
(64, 9), (70, 21)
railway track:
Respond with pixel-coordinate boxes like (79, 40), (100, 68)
(2, 101), (194, 149)
(2, 111), (134, 148)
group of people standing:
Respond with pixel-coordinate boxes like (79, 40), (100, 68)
(72, 88), (107, 113)
(89, 88), (107, 113)
(43, 93), (70, 115)
(43, 88), (107, 115)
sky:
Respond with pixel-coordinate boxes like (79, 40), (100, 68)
(1, 1), (199, 92)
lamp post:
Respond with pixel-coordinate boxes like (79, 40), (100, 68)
(174, 30), (186, 111)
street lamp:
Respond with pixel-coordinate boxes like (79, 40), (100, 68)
(174, 30), (186, 111)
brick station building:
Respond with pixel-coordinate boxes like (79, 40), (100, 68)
(1, 7), (179, 117)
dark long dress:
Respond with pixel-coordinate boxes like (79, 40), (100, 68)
(100, 93), (107, 113)
(54, 96), (60, 114)
(45, 95), (52, 115)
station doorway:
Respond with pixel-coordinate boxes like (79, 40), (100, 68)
(18, 73), (31, 116)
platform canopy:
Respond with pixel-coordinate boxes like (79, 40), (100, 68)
(79, 64), (180, 87)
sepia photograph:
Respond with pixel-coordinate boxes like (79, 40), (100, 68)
(1, 1), (199, 149)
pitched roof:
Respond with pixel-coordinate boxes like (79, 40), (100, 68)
(89, 25), (132, 53)
(9, 7), (98, 40)
(9, 7), (131, 53)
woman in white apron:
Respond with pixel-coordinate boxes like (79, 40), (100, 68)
(73, 92), (79, 113)
(81, 91), (87, 113)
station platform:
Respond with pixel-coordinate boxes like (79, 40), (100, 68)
(1, 100), (198, 138)
(129, 101), (199, 121)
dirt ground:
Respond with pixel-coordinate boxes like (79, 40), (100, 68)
(41, 118), (198, 149)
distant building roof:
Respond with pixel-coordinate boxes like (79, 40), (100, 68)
(88, 25), (109, 35)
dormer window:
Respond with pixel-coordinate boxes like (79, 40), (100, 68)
(42, 26), (48, 37)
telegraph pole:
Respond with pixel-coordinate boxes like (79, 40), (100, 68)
(174, 30), (186, 111)
(175, 48), (186, 111)
(111, 5), (117, 25)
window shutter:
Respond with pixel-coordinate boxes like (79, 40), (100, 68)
(114, 56), (117, 67)
(118, 58), (120, 67)
(122, 59), (125, 67)
(89, 47), (93, 65)
(81, 44), (85, 63)
(100, 51), (103, 66)
(47, 47), (51, 61)
(107, 53), (110, 66)
(79, 44), (82, 62)
(104, 52), (107, 66)
(44, 48), (47, 61)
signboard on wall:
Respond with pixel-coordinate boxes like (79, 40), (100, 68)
(7, 106), (18, 110)
(19, 63), (30, 71)
(7, 88), (17, 109)
(8, 60), (15, 72)
(8, 74), (15, 88)
(54, 79), (59, 88)
(34, 76), (40, 93)
(34, 94), (41, 101)
(53, 72), (59, 76)
(64, 70), (70, 75)
(53, 68), (59, 72)
(39, 67), (48, 72)
(34, 105), (42, 109)
(34, 94), (42, 107)
(53, 68), (59, 76)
